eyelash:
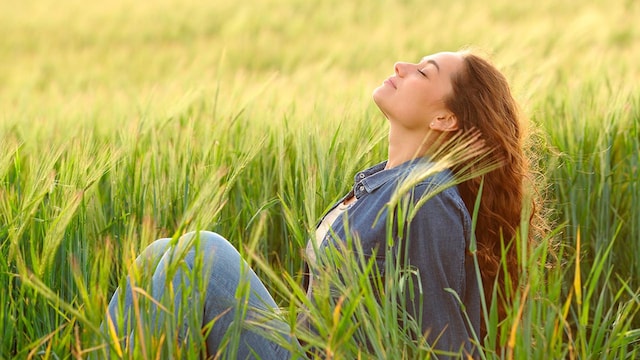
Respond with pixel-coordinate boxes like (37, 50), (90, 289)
(417, 69), (428, 78)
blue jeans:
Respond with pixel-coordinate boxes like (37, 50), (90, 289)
(103, 231), (293, 359)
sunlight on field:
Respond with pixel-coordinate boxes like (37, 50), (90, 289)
(1, 0), (639, 358)
(1, 0), (638, 125)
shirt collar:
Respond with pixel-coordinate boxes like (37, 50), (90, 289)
(353, 158), (436, 198)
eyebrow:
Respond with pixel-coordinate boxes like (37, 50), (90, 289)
(421, 58), (440, 73)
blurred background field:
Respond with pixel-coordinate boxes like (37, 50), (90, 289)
(1, 0), (639, 358)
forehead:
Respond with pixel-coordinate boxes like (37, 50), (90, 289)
(420, 52), (464, 75)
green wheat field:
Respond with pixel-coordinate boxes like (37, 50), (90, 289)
(1, 0), (639, 358)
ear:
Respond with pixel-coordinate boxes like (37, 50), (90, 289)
(430, 112), (459, 132)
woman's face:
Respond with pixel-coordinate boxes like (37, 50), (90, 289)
(372, 52), (464, 130)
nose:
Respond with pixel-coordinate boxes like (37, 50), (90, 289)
(394, 62), (410, 77)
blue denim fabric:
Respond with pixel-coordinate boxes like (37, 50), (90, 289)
(103, 159), (479, 358)
(102, 231), (292, 359)
(313, 159), (480, 356)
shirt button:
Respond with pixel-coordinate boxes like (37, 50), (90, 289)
(358, 173), (365, 179)
(358, 185), (364, 192)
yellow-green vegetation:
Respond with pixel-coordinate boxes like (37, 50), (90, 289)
(1, 0), (639, 358)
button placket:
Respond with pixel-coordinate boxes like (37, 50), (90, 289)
(354, 182), (365, 198)
(354, 172), (367, 198)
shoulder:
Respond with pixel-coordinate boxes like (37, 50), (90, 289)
(415, 180), (466, 209)
(409, 167), (466, 208)
(409, 172), (471, 234)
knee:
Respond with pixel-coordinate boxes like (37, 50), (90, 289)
(178, 231), (241, 261)
(135, 238), (172, 267)
(144, 237), (172, 253)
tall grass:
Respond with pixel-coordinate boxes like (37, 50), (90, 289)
(1, 0), (640, 358)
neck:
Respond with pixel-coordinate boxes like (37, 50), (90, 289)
(386, 125), (436, 169)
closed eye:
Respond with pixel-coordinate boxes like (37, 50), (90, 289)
(417, 68), (428, 78)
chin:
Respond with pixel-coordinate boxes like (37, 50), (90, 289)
(372, 87), (386, 108)
(372, 97), (389, 119)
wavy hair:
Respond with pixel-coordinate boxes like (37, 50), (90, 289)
(445, 51), (543, 339)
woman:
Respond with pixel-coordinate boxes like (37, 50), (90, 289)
(102, 50), (536, 358)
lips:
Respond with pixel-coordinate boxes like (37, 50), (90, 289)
(384, 77), (397, 89)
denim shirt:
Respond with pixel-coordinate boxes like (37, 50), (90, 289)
(310, 159), (480, 356)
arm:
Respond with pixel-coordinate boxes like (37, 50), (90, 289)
(400, 185), (477, 355)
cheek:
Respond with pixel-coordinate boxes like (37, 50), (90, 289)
(397, 95), (437, 127)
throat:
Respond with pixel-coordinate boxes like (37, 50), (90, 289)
(386, 126), (437, 169)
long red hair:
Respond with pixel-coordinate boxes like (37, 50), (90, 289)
(445, 51), (542, 339)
